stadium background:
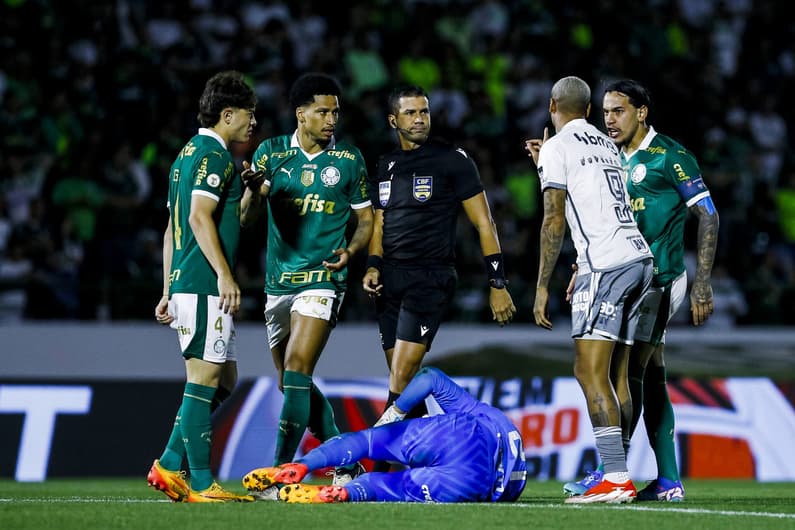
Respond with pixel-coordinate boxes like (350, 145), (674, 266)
(1, 0), (794, 483)
(2, 0), (794, 325)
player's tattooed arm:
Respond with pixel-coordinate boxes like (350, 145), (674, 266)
(689, 200), (719, 325)
(534, 188), (566, 329)
(537, 188), (566, 289)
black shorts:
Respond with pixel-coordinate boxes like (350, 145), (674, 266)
(375, 263), (457, 351)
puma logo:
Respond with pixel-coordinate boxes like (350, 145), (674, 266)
(279, 167), (294, 177)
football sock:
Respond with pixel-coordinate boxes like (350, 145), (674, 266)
(371, 391), (401, 473)
(181, 382), (216, 491)
(299, 431), (369, 471)
(158, 404), (185, 471)
(274, 370), (312, 465)
(211, 385), (231, 414)
(308, 383), (341, 441)
(346, 470), (404, 502)
(593, 426), (626, 473)
(645, 364), (680, 481)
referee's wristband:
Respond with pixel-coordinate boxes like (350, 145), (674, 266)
(483, 253), (506, 282)
(366, 254), (384, 272)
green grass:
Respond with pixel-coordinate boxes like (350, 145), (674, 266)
(1, 479), (793, 530)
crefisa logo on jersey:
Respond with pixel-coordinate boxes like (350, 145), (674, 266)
(413, 176), (432, 202)
(379, 181), (391, 206)
(320, 166), (341, 186)
(630, 164), (647, 183)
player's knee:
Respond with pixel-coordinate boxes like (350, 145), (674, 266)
(283, 360), (314, 375)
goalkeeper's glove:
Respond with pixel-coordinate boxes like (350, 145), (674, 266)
(374, 404), (406, 427)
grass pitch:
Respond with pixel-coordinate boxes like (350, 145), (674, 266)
(1, 479), (793, 530)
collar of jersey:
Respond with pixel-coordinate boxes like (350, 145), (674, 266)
(291, 130), (336, 161)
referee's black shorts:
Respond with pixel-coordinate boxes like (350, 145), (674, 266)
(375, 262), (457, 351)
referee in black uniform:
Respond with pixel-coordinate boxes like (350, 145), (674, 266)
(363, 85), (516, 437)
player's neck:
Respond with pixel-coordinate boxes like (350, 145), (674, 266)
(296, 129), (327, 154)
(623, 125), (650, 156)
(208, 126), (232, 149)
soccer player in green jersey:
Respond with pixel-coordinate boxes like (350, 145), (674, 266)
(564, 79), (719, 501)
(147, 71), (257, 503)
(240, 73), (373, 498)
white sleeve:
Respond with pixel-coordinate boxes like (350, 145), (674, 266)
(537, 141), (567, 191)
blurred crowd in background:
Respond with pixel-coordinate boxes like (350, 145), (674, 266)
(1, 0), (794, 327)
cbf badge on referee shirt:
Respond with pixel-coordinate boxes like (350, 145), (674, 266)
(379, 180), (391, 206)
(412, 176), (432, 202)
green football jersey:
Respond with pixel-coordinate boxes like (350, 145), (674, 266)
(623, 127), (711, 286)
(252, 133), (370, 295)
(167, 130), (241, 295)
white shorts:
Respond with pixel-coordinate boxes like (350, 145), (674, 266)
(168, 293), (237, 362)
(264, 289), (342, 349)
(634, 270), (687, 345)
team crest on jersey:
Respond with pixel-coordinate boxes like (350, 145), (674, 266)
(630, 164), (647, 183)
(301, 169), (315, 186)
(413, 176), (432, 202)
(379, 180), (391, 206)
(320, 166), (341, 186)
(213, 338), (226, 354)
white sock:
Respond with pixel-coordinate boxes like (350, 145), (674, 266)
(603, 471), (630, 483)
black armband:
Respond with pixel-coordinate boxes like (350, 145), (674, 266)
(366, 254), (384, 272)
(483, 253), (508, 289)
(484, 253), (506, 282)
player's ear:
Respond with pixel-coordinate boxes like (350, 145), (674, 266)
(638, 105), (648, 122)
(388, 115), (397, 129)
(296, 107), (304, 124)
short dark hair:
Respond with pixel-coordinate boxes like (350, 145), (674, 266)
(197, 71), (257, 128)
(604, 79), (652, 110)
(289, 73), (342, 108)
(388, 85), (428, 115)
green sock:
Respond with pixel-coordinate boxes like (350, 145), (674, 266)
(274, 371), (312, 465)
(644, 364), (680, 481)
(159, 404), (185, 471)
(181, 382), (216, 491)
(308, 384), (340, 441)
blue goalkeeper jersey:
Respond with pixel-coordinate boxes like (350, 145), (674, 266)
(395, 367), (527, 502)
(297, 367), (527, 502)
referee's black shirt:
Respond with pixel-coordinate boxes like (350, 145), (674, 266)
(368, 138), (484, 267)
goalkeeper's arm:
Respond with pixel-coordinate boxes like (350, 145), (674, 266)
(397, 367), (480, 418)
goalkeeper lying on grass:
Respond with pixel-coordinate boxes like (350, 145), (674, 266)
(243, 367), (527, 503)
